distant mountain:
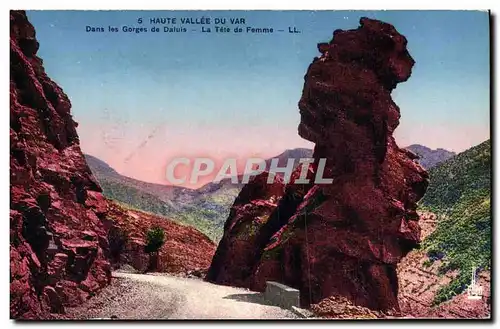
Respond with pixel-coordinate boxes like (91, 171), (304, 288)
(85, 154), (121, 178)
(264, 148), (313, 168)
(406, 144), (456, 169)
(85, 154), (188, 202)
(419, 140), (491, 304)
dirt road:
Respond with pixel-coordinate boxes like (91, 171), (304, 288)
(61, 272), (299, 320)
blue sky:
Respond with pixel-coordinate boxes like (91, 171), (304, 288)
(26, 10), (490, 185)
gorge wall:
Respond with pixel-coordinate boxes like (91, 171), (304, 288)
(207, 17), (429, 311)
(10, 11), (111, 319)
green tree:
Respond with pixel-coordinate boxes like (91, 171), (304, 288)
(145, 226), (165, 271)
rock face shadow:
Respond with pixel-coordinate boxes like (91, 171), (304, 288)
(223, 293), (273, 307)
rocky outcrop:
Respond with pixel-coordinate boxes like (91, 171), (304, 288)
(310, 295), (395, 319)
(206, 173), (286, 285)
(10, 11), (111, 319)
(207, 17), (429, 311)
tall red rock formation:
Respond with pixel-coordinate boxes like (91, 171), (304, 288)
(207, 17), (429, 311)
(10, 11), (111, 319)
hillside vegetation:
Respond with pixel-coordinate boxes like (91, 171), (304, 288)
(100, 178), (239, 242)
(419, 140), (491, 305)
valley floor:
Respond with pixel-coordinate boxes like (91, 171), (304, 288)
(57, 272), (298, 320)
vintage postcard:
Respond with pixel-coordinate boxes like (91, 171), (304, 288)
(9, 9), (491, 320)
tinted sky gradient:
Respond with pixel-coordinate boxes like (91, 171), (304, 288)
(26, 10), (490, 187)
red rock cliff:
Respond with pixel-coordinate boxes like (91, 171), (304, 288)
(10, 10), (111, 319)
(207, 17), (429, 311)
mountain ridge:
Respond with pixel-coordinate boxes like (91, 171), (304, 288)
(420, 139), (491, 305)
